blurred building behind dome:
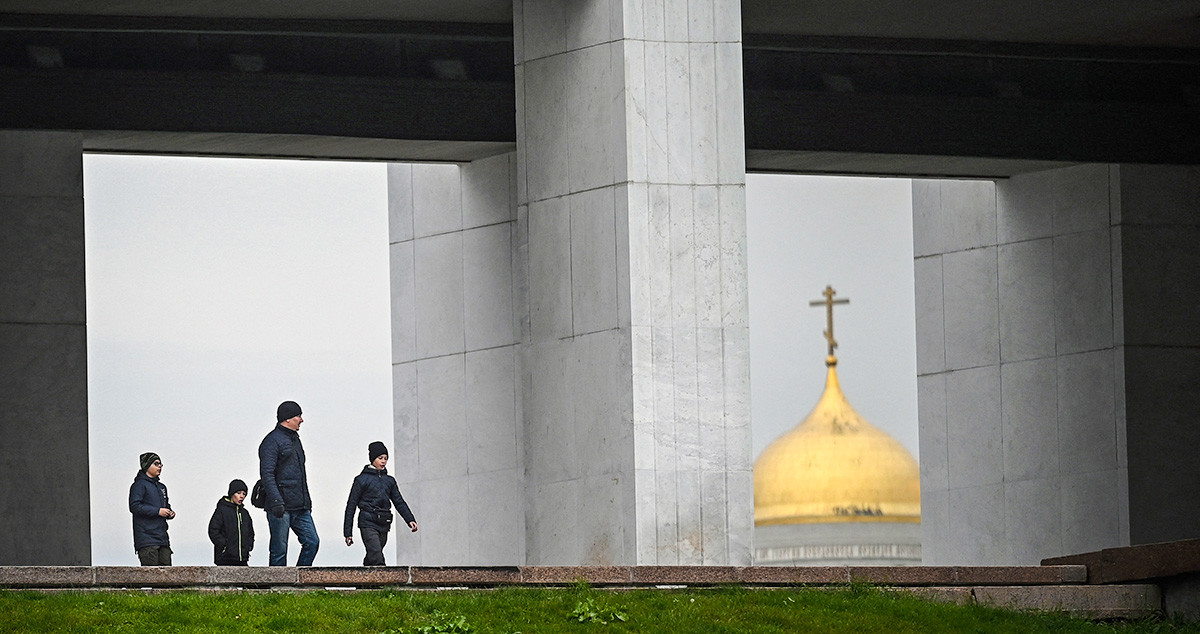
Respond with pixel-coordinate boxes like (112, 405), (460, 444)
(753, 286), (921, 565)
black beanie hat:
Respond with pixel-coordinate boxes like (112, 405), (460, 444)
(140, 452), (160, 471)
(369, 441), (388, 463)
(228, 479), (248, 497)
(277, 400), (302, 423)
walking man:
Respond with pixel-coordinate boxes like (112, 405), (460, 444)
(258, 400), (320, 566)
(128, 452), (174, 566)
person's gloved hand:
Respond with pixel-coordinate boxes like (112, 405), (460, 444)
(270, 504), (285, 518)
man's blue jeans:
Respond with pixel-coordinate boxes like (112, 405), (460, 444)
(267, 509), (320, 566)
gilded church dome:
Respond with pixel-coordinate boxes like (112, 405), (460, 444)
(754, 358), (921, 525)
(754, 353), (921, 526)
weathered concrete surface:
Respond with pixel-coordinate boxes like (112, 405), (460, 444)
(1045, 538), (1200, 584)
(972, 585), (1161, 620)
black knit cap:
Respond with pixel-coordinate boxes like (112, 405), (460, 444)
(228, 479), (248, 497)
(369, 441), (388, 463)
(139, 452), (160, 471)
(277, 400), (302, 423)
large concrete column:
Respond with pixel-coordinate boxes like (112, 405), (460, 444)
(915, 164), (1200, 565)
(0, 131), (90, 564)
(389, 154), (525, 565)
(515, 0), (751, 565)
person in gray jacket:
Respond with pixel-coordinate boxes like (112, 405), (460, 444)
(258, 400), (319, 566)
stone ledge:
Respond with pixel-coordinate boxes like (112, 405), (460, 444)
(518, 566), (631, 584)
(0, 566), (93, 587)
(300, 567), (411, 586)
(971, 584), (1161, 620)
(94, 566), (210, 586)
(1044, 538), (1200, 584)
(209, 567), (298, 586)
(410, 566), (521, 586)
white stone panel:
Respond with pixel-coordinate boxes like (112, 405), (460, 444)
(718, 185), (749, 327)
(946, 365), (1002, 488)
(1052, 163), (1110, 235)
(997, 170), (1054, 245)
(689, 0), (715, 41)
(652, 326), (677, 470)
(1054, 229), (1113, 355)
(417, 354), (467, 480)
(1004, 478), (1062, 564)
(528, 196), (572, 341)
(581, 474), (631, 564)
(462, 153), (515, 230)
(622, 40), (648, 184)
(676, 469), (703, 564)
(392, 361), (419, 483)
(524, 340), (576, 484)
(664, 42), (693, 182)
(700, 470), (728, 564)
(389, 241), (416, 364)
(526, 478), (580, 564)
(920, 488), (950, 565)
(635, 468), (658, 563)
(573, 330), (631, 477)
(697, 327), (725, 471)
(911, 180), (943, 257)
(917, 373), (948, 491)
(627, 182), (653, 327)
(643, 0), (666, 41)
(913, 255), (945, 375)
(412, 163), (462, 239)
(468, 469), (524, 564)
(1061, 469), (1121, 555)
(566, 0), (616, 50)
(644, 40), (670, 184)
(942, 247), (999, 370)
(722, 325), (752, 472)
(1001, 358), (1058, 482)
(464, 224), (515, 351)
(570, 187), (619, 335)
(663, 0), (689, 42)
(693, 187), (721, 327)
(465, 346), (518, 474)
(669, 184), (697, 325)
(567, 43), (617, 193)
(714, 44), (746, 183)
(523, 55), (570, 202)
(414, 232), (465, 359)
(421, 475), (471, 565)
(648, 185), (673, 326)
(725, 468), (753, 565)
(948, 484), (1008, 564)
(940, 179), (996, 253)
(713, 0), (741, 42)
(387, 163), (414, 243)
(1057, 350), (1117, 474)
(689, 44), (719, 184)
(673, 328), (700, 474)
(393, 480), (423, 565)
(998, 238), (1054, 363)
(655, 469), (679, 563)
(519, 0), (567, 61)
(632, 325), (656, 470)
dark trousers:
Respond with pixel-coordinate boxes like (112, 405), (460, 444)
(360, 524), (391, 566)
(137, 545), (172, 566)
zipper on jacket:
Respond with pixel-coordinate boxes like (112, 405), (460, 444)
(236, 507), (243, 561)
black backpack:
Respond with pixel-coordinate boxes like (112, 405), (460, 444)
(250, 479), (267, 509)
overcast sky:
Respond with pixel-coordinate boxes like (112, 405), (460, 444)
(84, 156), (916, 566)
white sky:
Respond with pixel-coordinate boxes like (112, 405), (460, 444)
(83, 156), (916, 566)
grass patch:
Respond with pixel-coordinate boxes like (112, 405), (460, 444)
(1, 584), (1197, 633)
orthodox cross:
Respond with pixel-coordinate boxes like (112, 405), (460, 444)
(809, 285), (849, 359)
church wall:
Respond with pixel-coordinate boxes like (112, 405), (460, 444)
(915, 165), (1125, 565)
(0, 130), (91, 564)
(388, 155), (526, 565)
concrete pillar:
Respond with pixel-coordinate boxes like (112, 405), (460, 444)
(514, 0), (751, 565)
(915, 164), (1200, 565)
(0, 131), (90, 564)
(388, 154), (525, 565)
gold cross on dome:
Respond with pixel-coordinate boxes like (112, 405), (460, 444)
(809, 285), (850, 359)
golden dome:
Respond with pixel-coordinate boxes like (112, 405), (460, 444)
(754, 358), (921, 525)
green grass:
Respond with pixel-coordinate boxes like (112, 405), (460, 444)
(1, 584), (1197, 633)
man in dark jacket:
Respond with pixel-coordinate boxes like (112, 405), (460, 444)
(208, 479), (255, 565)
(344, 441), (417, 566)
(258, 400), (319, 566)
(128, 452), (175, 566)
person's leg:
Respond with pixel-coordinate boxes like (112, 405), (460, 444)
(289, 510), (320, 566)
(361, 525), (384, 566)
(377, 528), (390, 566)
(137, 546), (157, 566)
(267, 511), (290, 566)
(158, 546), (172, 566)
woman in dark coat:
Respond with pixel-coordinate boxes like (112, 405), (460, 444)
(208, 479), (255, 566)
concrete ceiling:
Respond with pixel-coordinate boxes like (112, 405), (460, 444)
(3, 0), (1198, 48)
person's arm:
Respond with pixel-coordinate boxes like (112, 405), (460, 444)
(388, 479), (418, 532)
(245, 508), (254, 551)
(258, 435), (285, 517)
(208, 507), (223, 546)
(128, 481), (160, 518)
(344, 476), (363, 545)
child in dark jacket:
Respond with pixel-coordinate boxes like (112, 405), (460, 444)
(208, 479), (255, 566)
(344, 441), (418, 566)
